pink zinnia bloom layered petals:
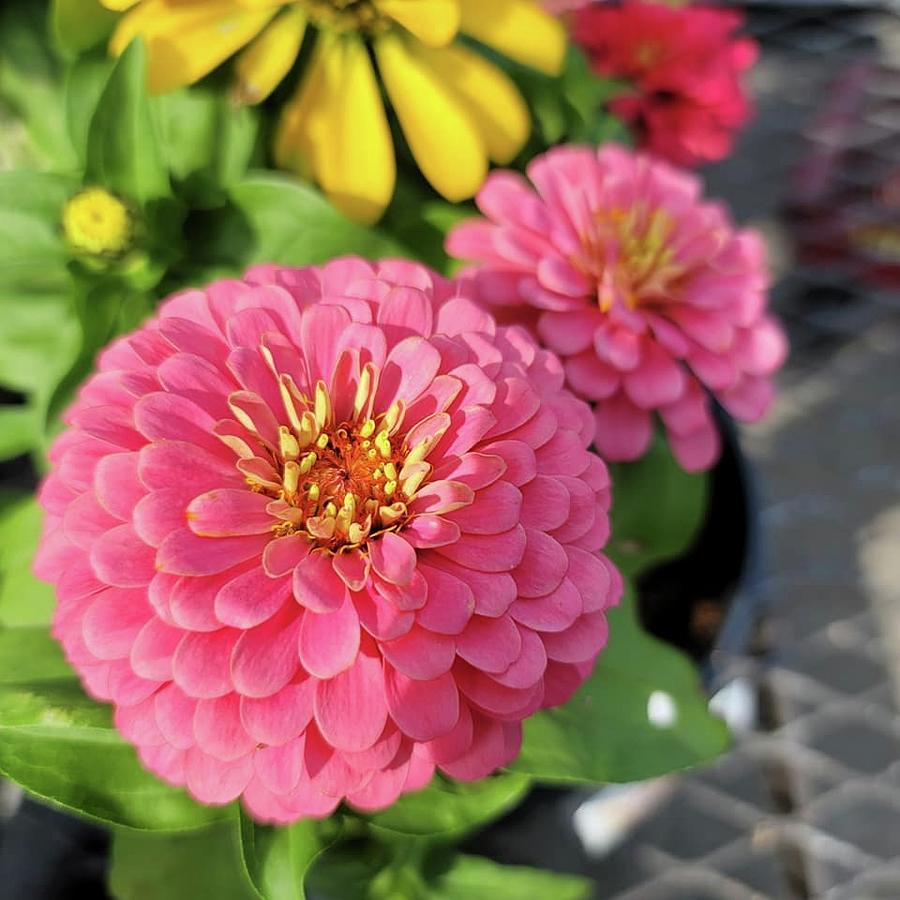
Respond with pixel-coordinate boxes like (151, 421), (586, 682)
(36, 258), (621, 824)
(447, 145), (787, 471)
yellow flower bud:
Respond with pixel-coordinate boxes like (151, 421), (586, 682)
(62, 187), (133, 258)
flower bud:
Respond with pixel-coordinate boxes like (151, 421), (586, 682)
(62, 187), (133, 259)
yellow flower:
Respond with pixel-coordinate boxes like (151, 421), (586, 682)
(98, 0), (565, 223)
(62, 187), (133, 257)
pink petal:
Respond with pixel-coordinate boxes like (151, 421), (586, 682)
(417, 702), (474, 764)
(456, 614), (521, 673)
(520, 476), (570, 531)
(542, 611), (609, 663)
(415, 564), (475, 635)
(139, 441), (241, 492)
(356, 588), (415, 642)
(187, 489), (274, 537)
(157, 529), (269, 577)
(436, 526), (526, 573)
(90, 525), (157, 588)
(231, 606), (303, 697)
(368, 532), (416, 587)
(81, 588), (153, 660)
(263, 535), (310, 576)
(133, 392), (224, 457)
(494, 627), (547, 688)
(298, 595), (361, 679)
(215, 566), (292, 628)
(332, 550), (370, 592)
(509, 577), (582, 633)
(293, 551), (349, 613)
(254, 739), (304, 795)
(381, 625), (455, 680)
(193, 693), (256, 761)
(240, 680), (316, 746)
(512, 530), (568, 598)
(447, 481), (521, 535)
(592, 393), (654, 462)
(93, 453), (145, 521)
(172, 628), (240, 699)
(384, 667), (460, 741)
(404, 515), (461, 549)
(623, 344), (687, 409)
(154, 683), (198, 749)
(130, 617), (182, 680)
(184, 747), (253, 804)
(314, 649), (388, 752)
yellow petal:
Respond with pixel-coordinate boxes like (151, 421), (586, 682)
(414, 42), (528, 164)
(375, 32), (486, 202)
(374, 0), (460, 47)
(275, 40), (328, 183)
(110, 0), (276, 93)
(100, 0), (140, 10)
(277, 36), (396, 224)
(458, 0), (565, 76)
(234, 8), (307, 104)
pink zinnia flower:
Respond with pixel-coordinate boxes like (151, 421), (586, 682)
(447, 145), (787, 470)
(572, 0), (757, 168)
(34, 258), (621, 824)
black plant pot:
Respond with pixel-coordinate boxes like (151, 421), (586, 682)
(0, 414), (764, 899)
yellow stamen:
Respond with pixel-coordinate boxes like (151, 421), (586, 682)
(283, 461), (300, 495)
(279, 426), (300, 461)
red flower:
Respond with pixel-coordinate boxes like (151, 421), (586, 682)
(573, 0), (758, 167)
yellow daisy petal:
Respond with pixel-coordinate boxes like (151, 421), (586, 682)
(110, 0), (276, 94)
(374, 0), (460, 47)
(234, 8), (307, 104)
(375, 32), (486, 202)
(415, 41), (529, 164)
(99, 0), (140, 10)
(458, 0), (565, 76)
(278, 36), (396, 224)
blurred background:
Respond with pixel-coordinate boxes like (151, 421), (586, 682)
(517, 2), (900, 896)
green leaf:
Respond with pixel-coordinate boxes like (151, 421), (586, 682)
(239, 811), (337, 900)
(426, 852), (592, 900)
(0, 678), (227, 830)
(0, 4), (78, 170)
(151, 84), (261, 206)
(510, 586), (730, 784)
(0, 284), (80, 397)
(0, 405), (38, 461)
(306, 841), (394, 900)
(0, 626), (72, 685)
(0, 494), (55, 628)
(0, 170), (78, 273)
(110, 821), (258, 900)
(85, 38), (170, 205)
(367, 774), (530, 839)
(379, 179), (473, 273)
(607, 433), (710, 579)
(65, 52), (116, 165)
(44, 281), (143, 429)
(51, 0), (118, 57)
(182, 172), (405, 280)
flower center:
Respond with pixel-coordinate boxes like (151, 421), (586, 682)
(226, 357), (438, 553)
(298, 0), (388, 34)
(579, 204), (684, 312)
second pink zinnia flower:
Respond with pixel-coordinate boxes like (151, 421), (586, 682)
(34, 258), (621, 824)
(447, 145), (788, 470)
